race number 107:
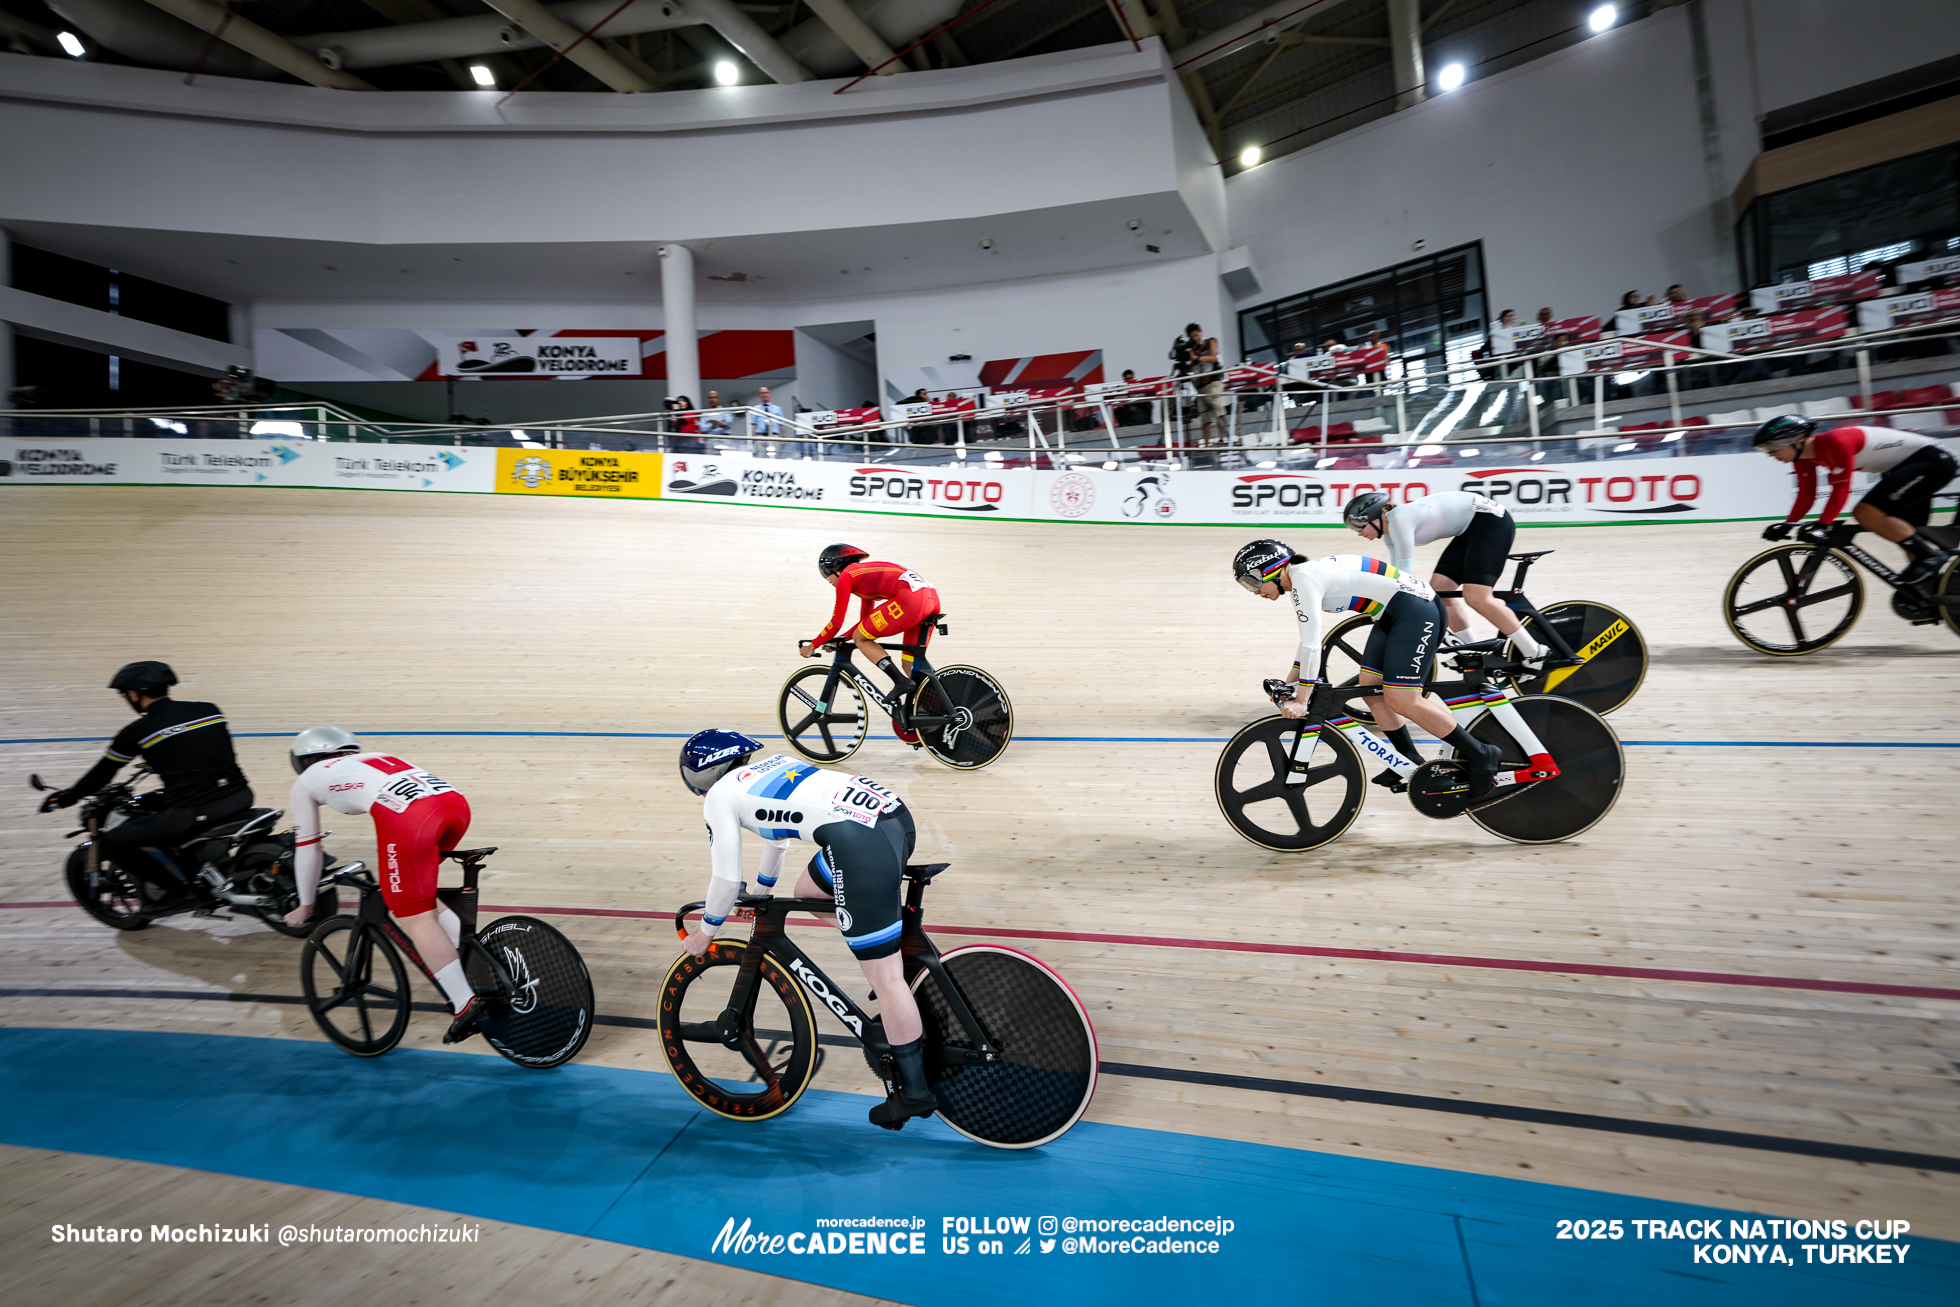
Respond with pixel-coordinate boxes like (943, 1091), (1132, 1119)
(1556, 1220), (1625, 1240)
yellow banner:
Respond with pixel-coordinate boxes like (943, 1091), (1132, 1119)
(495, 448), (663, 499)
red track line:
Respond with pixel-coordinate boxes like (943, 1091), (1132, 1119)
(12, 900), (1954, 1002)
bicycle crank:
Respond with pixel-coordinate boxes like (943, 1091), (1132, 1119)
(1408, 760), (1474, 819)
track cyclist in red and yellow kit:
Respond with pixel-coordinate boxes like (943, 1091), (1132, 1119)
(799, 544), (942, 743)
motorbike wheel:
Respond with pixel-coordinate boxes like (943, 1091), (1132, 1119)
(65, 846), (150, 931)
(238, 844), (341, 939)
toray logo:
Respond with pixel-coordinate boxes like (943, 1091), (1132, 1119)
(1463, 468), (1702, 514)
(850, 468), (1004, 512)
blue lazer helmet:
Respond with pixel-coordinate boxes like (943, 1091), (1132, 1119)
(680, 729), (763, 795)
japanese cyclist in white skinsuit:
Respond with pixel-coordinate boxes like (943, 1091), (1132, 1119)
(1342, 490), (1545, 660)
(1233, 539), (1504, 793)
(676, 730), (940, 1132)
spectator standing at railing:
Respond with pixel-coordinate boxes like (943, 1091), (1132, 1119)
(698, 390), (733, 444)
(1489, 310), (1519, 377)
(901, 386), (942, 446)
(1172, 323), (1225, 446)
(1360, 329), (1389, 382)
(750, 385), (785, 440)
(1664, 284), (1688, 307)
(667, 395), (704, 453)
(1279, 344), (1315, 404)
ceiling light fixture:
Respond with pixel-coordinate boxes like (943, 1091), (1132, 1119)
(1588, 5), (1616, 33)
(1240, 145), (1262, 168)
(469, 63), (496, 87)
(714, 61), (738, 85)
(57, 30), (86, 56)
(1437, 63), (1465, 91)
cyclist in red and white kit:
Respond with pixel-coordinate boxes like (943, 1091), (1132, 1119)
(799, 543), (941, 743)
(280, 726), (485, 1043)
(1754, 416), (1958, 582)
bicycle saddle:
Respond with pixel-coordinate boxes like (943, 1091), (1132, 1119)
(441, 847), (498, 863)
(1506, 550), (1555, 561)
(904, 862), (951, 882)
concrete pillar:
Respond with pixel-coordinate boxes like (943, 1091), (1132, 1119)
(1387, 0), (1423, 110)
(659, 243), (700, 408)
(0, 229), (14, 410)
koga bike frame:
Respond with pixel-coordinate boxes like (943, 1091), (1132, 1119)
(675, 864), (1001, 1075)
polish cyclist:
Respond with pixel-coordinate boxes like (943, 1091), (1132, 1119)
(281, 726), (486, 1044)
(799, 544), (942, 743)
(1341, 490), (1546, 661)
(1233, 539), (1503, 790)
(1752, 415), (1958, 583)
(677, 730), (940, 1132)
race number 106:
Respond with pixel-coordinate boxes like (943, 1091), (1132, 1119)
(1556, 1220), (1625, 1240)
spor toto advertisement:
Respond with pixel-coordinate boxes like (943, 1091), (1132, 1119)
(5, 439), (1921, 525)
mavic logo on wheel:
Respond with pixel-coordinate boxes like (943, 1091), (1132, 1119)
(788, 957), (863, 1036)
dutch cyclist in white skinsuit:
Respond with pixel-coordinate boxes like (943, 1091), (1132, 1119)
(1342, 490), (1545, 660)
(1233, 539), (1504, 790)
(675, 730), (940, 1132)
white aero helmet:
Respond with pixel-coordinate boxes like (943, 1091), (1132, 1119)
(291, 724), (362, 774)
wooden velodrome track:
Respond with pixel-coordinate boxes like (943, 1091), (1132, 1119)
(2, 485), (1956, 1304)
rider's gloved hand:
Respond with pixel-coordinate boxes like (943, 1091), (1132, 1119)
(1825, 522), (1859, 547)
(1762, 521), (1795, 541)
(1280, 682), (1317, 719)
(40, 789), (77, 812)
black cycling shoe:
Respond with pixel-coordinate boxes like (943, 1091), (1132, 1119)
(443, 996), (484, 1045)
(1371, 768), (1408, 794)
(1459, 738), (1506, 799)
(1900, 551), (1953, 588)
(869, 1091), (939, 1131)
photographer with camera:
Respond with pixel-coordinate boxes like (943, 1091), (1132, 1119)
(1170, 323), (1224, 446)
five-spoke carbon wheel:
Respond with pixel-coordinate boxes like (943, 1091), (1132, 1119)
(1724, 544), (1864, 655)
(1507, 600), (1647, 715)
(300, 917), (412, 1057)
(65, 847), (150, 931)
(778, 665), (869, 763)
(1318, 614), (1380, 726)
(467, 916), (596, 1069)
(1464, 696), (1624, 845)
(913, 665), (1014, 770)
(909, 945), (1097, 1149)
(658, 942), (819, 1120)
(1214, 717), (1365, 852)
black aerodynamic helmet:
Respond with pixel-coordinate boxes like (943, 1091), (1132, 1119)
(1342, 490), (1393, 531)
(1232, 539), (1303, 593)
(1750, 414), (1814, 452)
(108, 661), (178, 694)
(817, 543), (870, 580)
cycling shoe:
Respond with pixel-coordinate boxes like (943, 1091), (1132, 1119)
(1459, 737), (1505, 799)
(869, 1091), (939, 1131)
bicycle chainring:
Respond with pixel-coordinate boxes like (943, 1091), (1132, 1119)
(1408, 760), (1474, 820)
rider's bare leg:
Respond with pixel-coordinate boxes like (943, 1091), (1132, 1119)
(396, 909), (466, 1008)
(792, 868), (921, 1044)
(1430, 571), (1477, 637)
(1852, 501), (1914, 544)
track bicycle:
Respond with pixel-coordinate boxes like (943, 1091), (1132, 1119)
(1215, 667), (1624, 852)
(1318, 551), (1646, 721)
(1723, 503), (1960, 655)
(660, 861), (1096, 1148)
(776, 614), (1014, 770)
(298, 847), (595, 1068)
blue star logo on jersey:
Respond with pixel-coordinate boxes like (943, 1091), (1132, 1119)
(268, 444), (302, 464)
(437, 451), (464, 470)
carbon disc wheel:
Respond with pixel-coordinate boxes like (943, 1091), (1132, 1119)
(1318, 614), (1379, 726)
(468, 916), (595, 1069)
(778, 665), (869, 763)
(1507, 600), (1647, 715)
(909, 945), (1097, 1149)
(1464, 696), (1624, 845)
(1724, 544), (1864, 655)
(1214, 717), (1365, 852)
(658, 942), (819, 1121)
(913, 665), (1013, 770)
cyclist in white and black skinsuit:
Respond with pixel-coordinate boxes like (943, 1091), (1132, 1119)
(1234, 540), (1503, 789)
(1344, 490), (1545, 660)
(675, 731), (940, 1132)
